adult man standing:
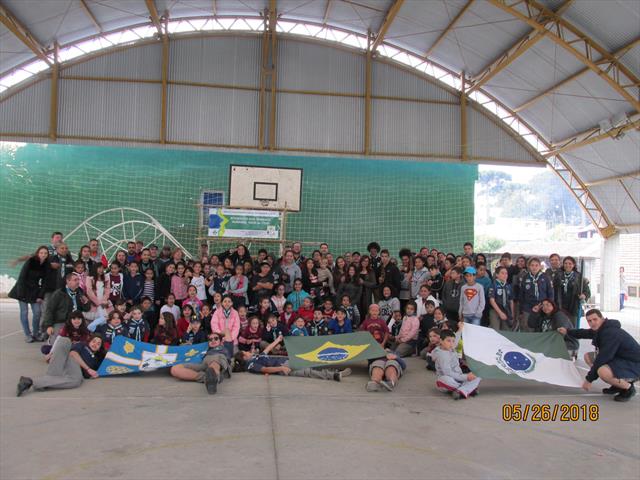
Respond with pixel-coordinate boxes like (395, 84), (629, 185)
(42, 273), (91, 339)
(276, 250), (301, 294)
(463, 242), (476, 263)
(88, 239), (108, 268)
(546, 253), (562, 302)
(378, 250), (401, 298)
(559, 309), (639, 402)
(250, 262), (275, 303)
(367, 242), (382, 274)
(292, 242), (305, 266)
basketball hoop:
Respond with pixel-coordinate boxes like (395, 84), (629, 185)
(260, 199), (270, 207)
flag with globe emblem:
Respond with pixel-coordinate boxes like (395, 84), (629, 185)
(284, 332), (387, 370)
(462, 324), (583, 388)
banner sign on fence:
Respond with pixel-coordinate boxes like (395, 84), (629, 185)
(208, 208), (281, 239)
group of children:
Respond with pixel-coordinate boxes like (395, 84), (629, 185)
(12, 237), (593, 401)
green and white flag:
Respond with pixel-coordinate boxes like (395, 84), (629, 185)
(462, 324), (583, 388)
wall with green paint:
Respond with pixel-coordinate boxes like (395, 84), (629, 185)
(0, 142), (476, 280)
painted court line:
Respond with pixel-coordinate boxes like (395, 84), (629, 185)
(0, 329), (22, 340)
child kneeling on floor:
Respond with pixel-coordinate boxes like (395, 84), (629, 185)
(434, 329), (480, 400)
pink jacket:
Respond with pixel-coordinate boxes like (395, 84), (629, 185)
(210, 307), (240, 344)
(397, 315), (420, 343)
(85, 276), (111, 313)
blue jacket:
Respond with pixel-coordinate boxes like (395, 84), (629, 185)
(568, 319), (640, 383)
(123, 273), (144, 303)
(517, 271), (553, 312)
(328, 318), (353, 334)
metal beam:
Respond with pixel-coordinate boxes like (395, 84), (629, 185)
(160, 33), (168, 144)
(0, 3), (51, 65)
(322, 0), (332, 24)
(212, 0), (217, 16)
(544, 114), (640, 157)
(364, 32), (372, 155)
(547, 155), (615, 237)
(585, 171), (640, 187)
(488, 0), (640, 112)
(619, 179), (640, 214)
(268, 0), (277, 150)
(145, 0), (163, 36)
(460, 71), (468, 160)
(468, 0), (573, 93)
(79, 0), (102, 32)
(425, 0), (474, 58)
(258, 0), (278, 150)
(49, 43), (59, 141)
(370, 0), (404, 52)
(514, 36), (640, 113)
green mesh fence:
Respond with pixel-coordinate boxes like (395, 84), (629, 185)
(0, 142), (476, 288)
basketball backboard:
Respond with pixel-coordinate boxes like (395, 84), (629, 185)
(229, 165), (302, 212)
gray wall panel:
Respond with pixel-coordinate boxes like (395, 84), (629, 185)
(277, 92), (363, 151)
(170, 36), (261, 86)
(372, 61), (458, 102)
(278, 39), (365, 94)
(371, 99), (459, 156)
(0, 79), (50, 134)
(58, 79), (161, 140)
(468, 106), (537, 161)
(167, 84), (258, 146)
(63, 43), (162, 80)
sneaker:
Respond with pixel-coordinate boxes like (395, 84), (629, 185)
(366, 381), (381, 392)
(204, 368), (218, 395)
(603, 386), (623, 395)
(380, 380), (395, 392)
(33, 333), (46, 342)
(452, 391), (463, 400)
(614, 383), (636, 402)
(24, 336), (34, 343)
(469, 389), (479, 397)
(16, 376), (33, 397)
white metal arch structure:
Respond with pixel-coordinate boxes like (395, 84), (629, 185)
(64, 207), (194, 262)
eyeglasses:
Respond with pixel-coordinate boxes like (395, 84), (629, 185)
(210, 336), (221, 341)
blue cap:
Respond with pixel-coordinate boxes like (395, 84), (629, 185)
(463, 266), (477, 275)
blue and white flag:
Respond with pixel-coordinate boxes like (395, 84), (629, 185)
(97, 336), (208, 376)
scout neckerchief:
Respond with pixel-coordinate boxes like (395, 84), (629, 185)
(528, 271), (542, 299)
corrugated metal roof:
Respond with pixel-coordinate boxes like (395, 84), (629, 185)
(0, 0), (638, 230)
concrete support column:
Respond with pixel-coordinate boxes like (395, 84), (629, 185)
(600, 232), (621, 312)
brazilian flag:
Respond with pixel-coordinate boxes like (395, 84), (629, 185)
(284, 332), (387, 370)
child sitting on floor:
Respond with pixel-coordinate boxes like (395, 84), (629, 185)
(433, 329), (480, 400)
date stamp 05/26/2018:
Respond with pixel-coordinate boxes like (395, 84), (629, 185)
(502, 403), (600, 422)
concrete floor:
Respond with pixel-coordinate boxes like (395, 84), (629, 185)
(1, 301), (638, 480)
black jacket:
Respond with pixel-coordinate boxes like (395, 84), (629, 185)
(9, 257), (48, 303)
(380, 263), (401, 297)
(555, 271), (590, 317)
(44, 253), (75, 291)
(568, 319), (640, 382)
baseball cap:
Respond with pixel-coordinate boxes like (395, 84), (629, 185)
(463, 266), (477, 275)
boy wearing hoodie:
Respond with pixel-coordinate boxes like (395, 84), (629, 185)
(434, 329), (481, 400)
(459, 267), (485, 326)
